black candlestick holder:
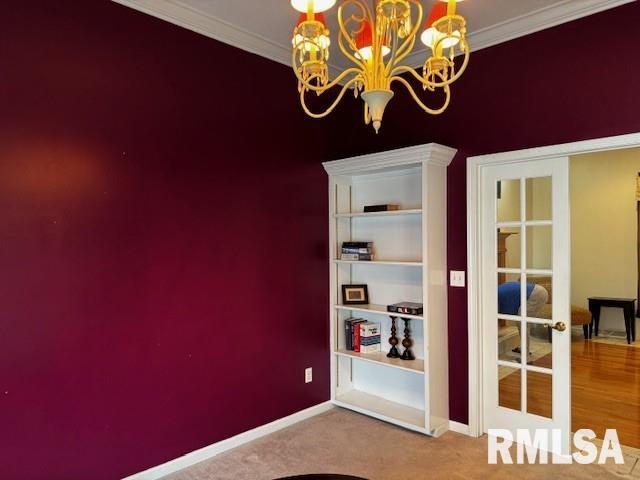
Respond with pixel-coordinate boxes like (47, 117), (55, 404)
(400, 318), (415, 361)
(387, 316), (401, 358)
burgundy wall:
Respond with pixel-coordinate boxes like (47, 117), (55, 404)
(323, 2), (640, 423)
(3, 1), (640, 479)
(0, 2), (331, 479)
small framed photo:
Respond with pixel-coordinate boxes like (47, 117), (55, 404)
(341, 284), (369, 305)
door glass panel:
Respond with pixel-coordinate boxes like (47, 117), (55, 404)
(526, 225), (552, 270)
(498, 227), (521, 269)
(525, 275), (552, 319)
(527, 371), (553, 419)
(526, 176), (552, 221)
(526, 322), (552, 369)
(498, 273), (522, 316)
(497, 179), (521, 223)
(499, 366), (521, 411)
(498, 319), (522, 365)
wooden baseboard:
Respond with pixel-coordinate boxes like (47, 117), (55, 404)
(123, 401), (334, 480)
(448, 420), (471, 436)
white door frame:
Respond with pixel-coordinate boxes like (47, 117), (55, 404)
(466, 132), (640, 438)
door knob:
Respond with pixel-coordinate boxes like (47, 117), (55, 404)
(546, 321), (567, 332)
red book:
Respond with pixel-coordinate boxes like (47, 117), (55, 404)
(353, 322), (363, 352)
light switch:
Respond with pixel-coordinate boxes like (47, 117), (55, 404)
(450, 270), (466, 287)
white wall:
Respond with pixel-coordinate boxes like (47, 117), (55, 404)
(570, 148), (640, 332)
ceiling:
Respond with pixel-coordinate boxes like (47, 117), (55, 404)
(113, 0), (634, 74)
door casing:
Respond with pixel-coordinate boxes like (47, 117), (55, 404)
(466, 132), (640, 438)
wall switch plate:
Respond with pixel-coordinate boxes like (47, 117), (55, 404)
(305, 367), (313, 383)
(450, 270), (466, 287)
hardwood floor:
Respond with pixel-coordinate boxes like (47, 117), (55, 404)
(499, 340), (640, 448)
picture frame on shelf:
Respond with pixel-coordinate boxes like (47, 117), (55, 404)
(341, 284), (369, 305)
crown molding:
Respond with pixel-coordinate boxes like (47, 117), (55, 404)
(403, 0), (635, 68)
(110, 0), (343, 78)
(113, 0), (634, 75)
(322, 143), (456, 176)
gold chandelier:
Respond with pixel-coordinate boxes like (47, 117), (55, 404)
(291, 0), (469, 133)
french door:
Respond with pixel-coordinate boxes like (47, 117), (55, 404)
(481, 157), (571, 453)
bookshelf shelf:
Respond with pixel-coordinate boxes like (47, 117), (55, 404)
(334, 389), (426, 432)
(334, 209), (423, 219)
(334, 349), (425, 374)
(334, 303), (424, 321)
(324, 143), (455, 437)
(333, 259), (423, 267)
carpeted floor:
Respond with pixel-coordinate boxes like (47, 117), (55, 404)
(162, 408), (634, 480)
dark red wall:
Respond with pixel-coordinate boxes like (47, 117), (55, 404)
(323, 2), (640, 424)
(0, 2), (331, 479)
(3, 1), (640, 479)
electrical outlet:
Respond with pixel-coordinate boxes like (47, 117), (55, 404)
(305, 367), (313, 383)
(450, 270), (466, 287)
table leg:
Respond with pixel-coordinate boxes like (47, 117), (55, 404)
(624, 305), (635, 343)
(593, 307), (601, 337)
(626, 315), (631, 344)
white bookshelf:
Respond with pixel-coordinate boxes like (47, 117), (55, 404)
(323, 143), (455, 437)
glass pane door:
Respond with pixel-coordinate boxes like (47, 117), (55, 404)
(482, 157), (571, 454)
(496, 176), (553, 419)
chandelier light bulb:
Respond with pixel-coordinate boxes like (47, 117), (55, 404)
(291, 0), (337, 13)
(355, 22), (391, 61)
(356, 45), (391, 61)
(293, 13), (331, 52)
(421, 2), (459, 50)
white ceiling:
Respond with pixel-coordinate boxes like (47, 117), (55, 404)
(113, 0), (634, 73)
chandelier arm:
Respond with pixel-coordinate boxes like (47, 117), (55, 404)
(336, 0), (373, 73)
(337, 29), (367, 75)
(387, 0), (423, 72)
(387, 32), (417, 76)
(293, 60), (361, 94)
(299, 77), (361, 119)
(390, 75), (451, 115)
(391, 40), (470, 88)
(389, 65), (429, 85)
(291, 37), (363, 92)
(426, 39), (470, 87)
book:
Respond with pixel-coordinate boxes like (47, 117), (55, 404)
(344, 318), (365, 351)
(360, 322), (381, 348)
(341, 247), (373, 254)
(355, 322), (382, 352)
(360, 323), (380, 337)
(387, 302), (424, 315)
(340, 253), (374, 261)
(363, 204), (400, 213)
(342, 241), (373, 249)
(360, 335), (381, 346)
(353, 321), (362, 352)
(359, 343), (382, 354)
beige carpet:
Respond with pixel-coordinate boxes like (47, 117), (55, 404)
(162, 408), (635, 480)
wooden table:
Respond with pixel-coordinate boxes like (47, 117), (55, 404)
(588, 297), (637, 344)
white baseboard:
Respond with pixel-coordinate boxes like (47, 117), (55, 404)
(123, 401), (333, 480)
(448, 420), (471, 436)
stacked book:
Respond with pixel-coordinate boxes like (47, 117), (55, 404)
(344, 318), (381, 354)
(387, 302), (423, 315)
(341, 241), (373, 261)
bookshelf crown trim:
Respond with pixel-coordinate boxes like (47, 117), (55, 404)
(322, 143), (457, 176)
